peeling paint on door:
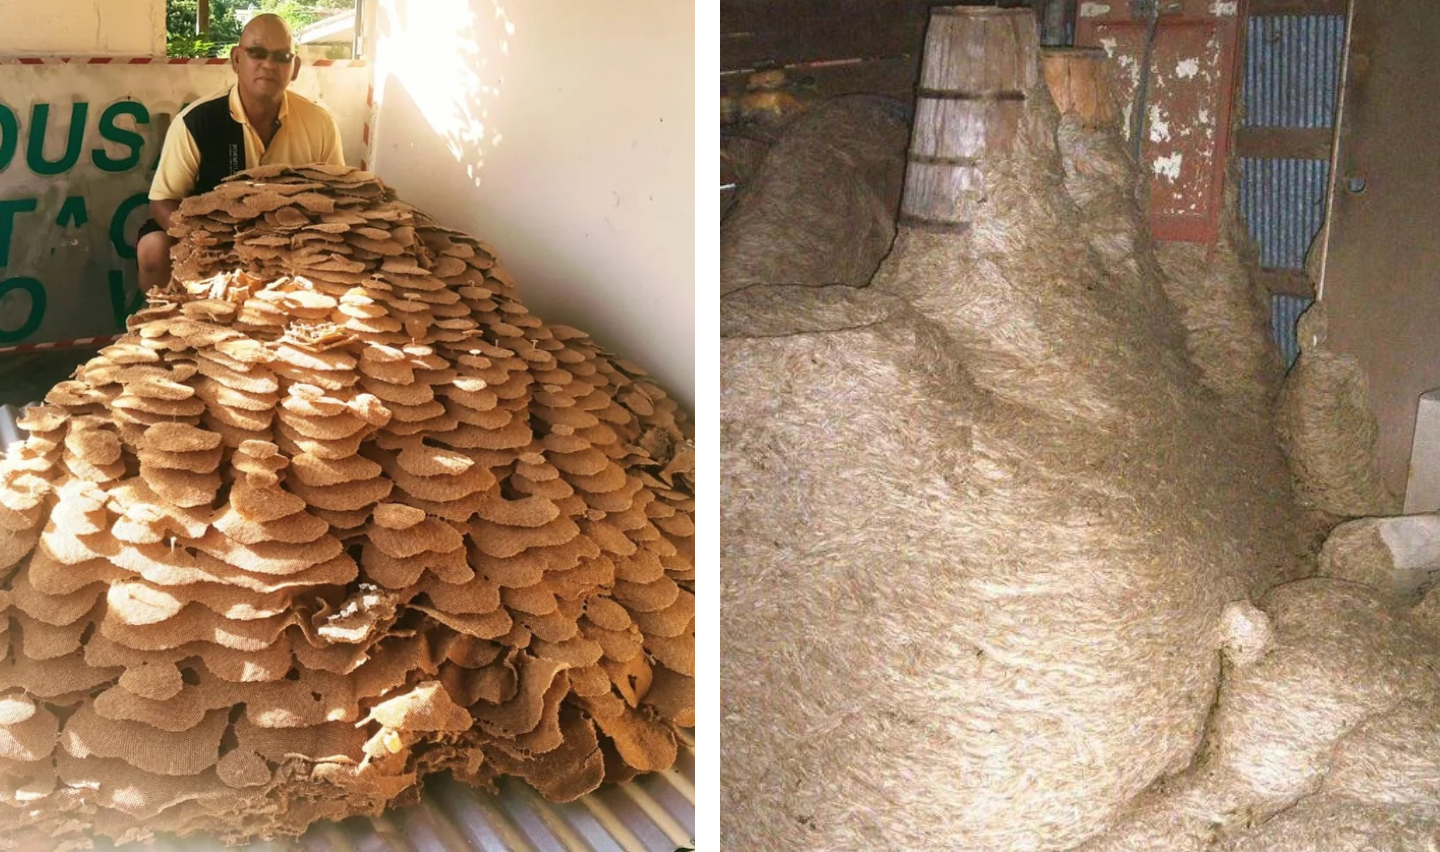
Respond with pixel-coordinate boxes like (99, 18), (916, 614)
(1152, 152), (1184, 180)
(1075, 0), (1242, 243)
(1149, 105), (1171, 142)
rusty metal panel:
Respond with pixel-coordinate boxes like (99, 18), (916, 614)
(1239, 156), (1329, 268)
(1076, 0), (1245, 244)
(1242, 14), (1345, 127)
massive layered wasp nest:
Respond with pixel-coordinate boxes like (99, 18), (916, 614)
(0, 165), (694, 848)
(722, 82), (1305, 851)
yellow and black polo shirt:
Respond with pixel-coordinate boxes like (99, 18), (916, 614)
(149, 86), (345, 202)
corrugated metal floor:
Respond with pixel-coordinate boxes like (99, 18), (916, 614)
(101, 752), (695, 852)
(0, 403), (695, 852)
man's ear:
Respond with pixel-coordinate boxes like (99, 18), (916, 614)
(291, 57), (302, 82)
(230, 45), (240, 71)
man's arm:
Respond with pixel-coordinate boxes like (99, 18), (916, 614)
(150, 199), (181, 232)
(149, 115), (201, 210)
(322, 109), (346, 166)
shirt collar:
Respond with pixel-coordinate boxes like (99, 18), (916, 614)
(229, 86), (290, 128)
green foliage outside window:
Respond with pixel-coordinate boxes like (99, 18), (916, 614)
(166, 0), (356, 57)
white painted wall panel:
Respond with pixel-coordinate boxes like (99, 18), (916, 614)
(369, 0), (695, 411)
(0, 0), (166, 57)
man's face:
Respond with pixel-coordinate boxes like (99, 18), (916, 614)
(232, 28), (296, 100)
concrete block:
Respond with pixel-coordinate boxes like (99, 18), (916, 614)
(1404, 389), (1440, 514)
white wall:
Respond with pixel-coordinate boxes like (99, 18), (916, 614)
(368, 0), (695, 411)
(0, 0), (166, 56)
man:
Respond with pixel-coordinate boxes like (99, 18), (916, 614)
(138, 13), (346, 292)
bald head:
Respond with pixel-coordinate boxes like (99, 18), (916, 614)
(232, 12), (299, 103)
(240, 13), (294, 46)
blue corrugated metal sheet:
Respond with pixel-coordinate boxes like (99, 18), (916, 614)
(1242, 15), (1346, 128)
(1271, 294), (1313, 370)
(1241, 12), (1345, 367)
(0, 405), (696, 852)
(1239, 157), (1329, 270)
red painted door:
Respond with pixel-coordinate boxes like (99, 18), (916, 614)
(1076, 0), (1246, 243)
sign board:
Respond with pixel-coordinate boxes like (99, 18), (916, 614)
(0, 57), (372, 347)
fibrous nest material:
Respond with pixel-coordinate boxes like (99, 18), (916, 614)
(720, 95), (910, 295)
(0, 165), (694, 848)
(1275, 301), (1397, 519)
(1081, 574), (1440, 852)
(720, 135), (770, 221)
(1316, 513), (1440, 603)
(1054, 100), (1280, 416)
(1152, 232), (1279, 414)
(722, 84), (1305, 850)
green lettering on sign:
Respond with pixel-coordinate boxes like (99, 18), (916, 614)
(109, 193), (149, 261)
(55, 196), (88, 228)
(0, 277), (46, 343)
(0, 198), (39, 268)
(93, 101), (151, 173)
(27, 102), (89, 176)
(0, 106), (16, 172)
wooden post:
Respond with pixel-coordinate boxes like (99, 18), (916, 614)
(197, 0), (210, 37)
(899, 7), (1040, 231)
(1041, 48), (1120, 128)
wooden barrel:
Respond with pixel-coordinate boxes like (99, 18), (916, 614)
(1041, 48), (1120, 128)
(900, 6), (1040, 230)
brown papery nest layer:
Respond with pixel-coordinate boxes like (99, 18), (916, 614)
(0, 165), (694, 849)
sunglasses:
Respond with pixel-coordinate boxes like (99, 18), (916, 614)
(242, 45), (296, 63)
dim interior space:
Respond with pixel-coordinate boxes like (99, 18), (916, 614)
(721, 0), (1440, 849)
